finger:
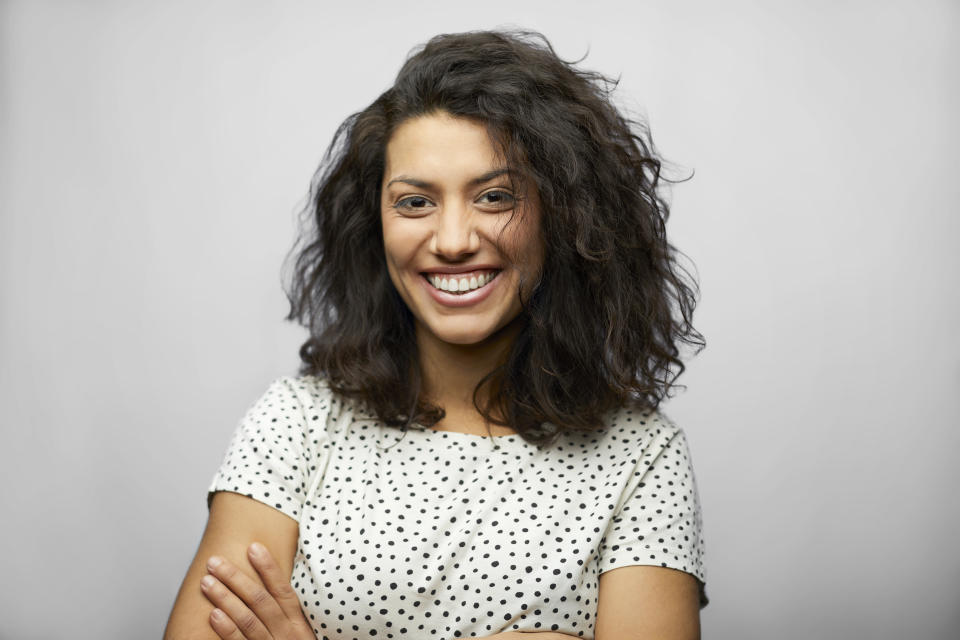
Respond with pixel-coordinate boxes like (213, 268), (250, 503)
(247, 542), (306, 622)
(206, 555), (289, 632)
(200, 573), (271, 640)
(208, 607), (248, 640)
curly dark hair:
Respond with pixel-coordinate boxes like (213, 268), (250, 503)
(284, 29), (704, 447)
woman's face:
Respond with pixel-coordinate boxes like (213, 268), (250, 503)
(380, 112), (544, 350)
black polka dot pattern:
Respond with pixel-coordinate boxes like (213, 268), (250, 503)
(209, 376), (706, 639)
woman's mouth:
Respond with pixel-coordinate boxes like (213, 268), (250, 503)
(423, 269), (500, 295)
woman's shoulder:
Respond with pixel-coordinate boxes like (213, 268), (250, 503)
(603, 401), (683, 438)
(258, 374), (375, 423)
(562, 401), (687, 457)
(263, 373), (325, 389)
(251, 374), (331, 409)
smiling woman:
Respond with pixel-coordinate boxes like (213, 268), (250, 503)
(381, 113), (544, 355)
(164, 28), (706, 640)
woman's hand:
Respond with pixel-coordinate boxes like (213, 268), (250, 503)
(199, 542), (315, 640)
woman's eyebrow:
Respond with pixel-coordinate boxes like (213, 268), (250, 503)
(385, 168), (513, 190)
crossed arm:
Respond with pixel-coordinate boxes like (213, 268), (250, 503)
(163, 491), (300, 640)
(163, 492), (699, 640)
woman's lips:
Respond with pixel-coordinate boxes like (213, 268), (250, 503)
(420, 270), (501, 307)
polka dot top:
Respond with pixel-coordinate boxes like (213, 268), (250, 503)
(209, 376), (706, 640)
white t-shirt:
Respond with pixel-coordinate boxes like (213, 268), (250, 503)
(209, 376), (706, 640)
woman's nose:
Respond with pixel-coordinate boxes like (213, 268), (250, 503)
(430, 206), (480, 258)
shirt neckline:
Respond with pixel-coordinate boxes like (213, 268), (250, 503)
(423, 427), (521, 439)
(406, 423), (530, 451)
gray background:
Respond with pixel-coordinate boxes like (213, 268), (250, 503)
(1, 1), (957, 638)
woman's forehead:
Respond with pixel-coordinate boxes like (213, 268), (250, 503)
(383, 114), (508, 185)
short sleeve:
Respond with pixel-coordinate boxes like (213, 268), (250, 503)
(207, 377), (320, 522)
(597, 425), (706, 588)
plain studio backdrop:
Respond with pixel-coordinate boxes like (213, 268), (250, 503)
(1, 1), (958, 638)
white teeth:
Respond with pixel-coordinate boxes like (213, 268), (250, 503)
(427, 271), (498, 294)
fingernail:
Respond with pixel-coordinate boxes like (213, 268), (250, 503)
(249, 542), (265, 558)
(200, 575), (215, 589)
(207, 556), (223, 570)
(211, 608), (224, 621)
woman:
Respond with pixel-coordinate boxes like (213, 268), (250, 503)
(164, 29), (707, 640)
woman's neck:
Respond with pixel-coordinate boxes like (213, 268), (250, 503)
(416, 321), (521, 422)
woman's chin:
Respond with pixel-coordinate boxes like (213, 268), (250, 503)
(423, 318), (519, 347)
(429, 328), (496, 347)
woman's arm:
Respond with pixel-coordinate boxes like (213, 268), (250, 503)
(200, 544), (578, 640)
(594, 565), (701, 640)
(163, 491), (300, 640)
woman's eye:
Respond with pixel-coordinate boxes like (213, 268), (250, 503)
(395, 196), (433, 211)
(478, 190), (515, 210)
